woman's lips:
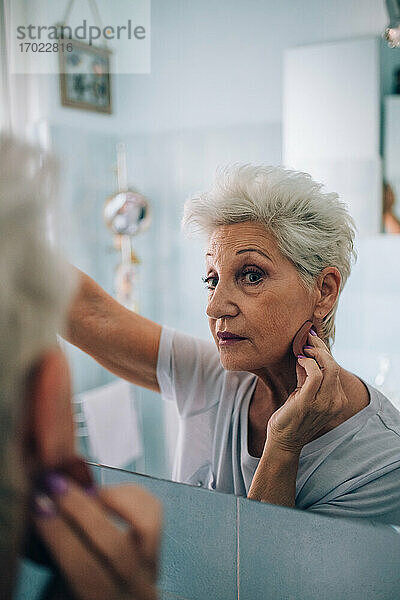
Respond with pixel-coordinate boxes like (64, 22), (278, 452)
(219, 338), (246, 346)
(217, 331), (247, 346)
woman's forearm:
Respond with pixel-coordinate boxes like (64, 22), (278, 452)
(65, 267), (104, 348)
(64, 266), (162, 391)
(247, 442), (300, 507)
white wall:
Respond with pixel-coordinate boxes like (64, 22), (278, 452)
(384, 95), (400, 214)
(118, 0), (387, 133)
(283, 37), (382, 235)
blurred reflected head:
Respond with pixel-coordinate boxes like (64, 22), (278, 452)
(0, 136), (77, 589)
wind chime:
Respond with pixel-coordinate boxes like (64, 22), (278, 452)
(104, 143), (151, 312)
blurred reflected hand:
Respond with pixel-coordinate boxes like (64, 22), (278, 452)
(266, 332), (348, 455)
(33, 479), (162, 600)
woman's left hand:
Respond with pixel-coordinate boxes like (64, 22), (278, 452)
(266, 331), (348, 455)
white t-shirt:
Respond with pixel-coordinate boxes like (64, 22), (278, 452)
(156, 326), (400, 523)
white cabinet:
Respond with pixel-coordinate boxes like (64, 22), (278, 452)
(384, 95), (400, 219)
(283, 38), (382, 235)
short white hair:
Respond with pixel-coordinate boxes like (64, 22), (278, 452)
(0, 136), (77, 561)
(182, 164), (357, 347)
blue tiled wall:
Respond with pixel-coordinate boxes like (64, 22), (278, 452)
(90, 464), (400, 600)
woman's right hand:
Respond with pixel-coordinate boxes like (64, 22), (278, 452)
(33, 477), (162, 600)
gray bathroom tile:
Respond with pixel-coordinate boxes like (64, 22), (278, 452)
(99, 465), (238, 600)
(238, 497), (400, 600)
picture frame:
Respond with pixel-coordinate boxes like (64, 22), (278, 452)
(59, 38), (112, 114)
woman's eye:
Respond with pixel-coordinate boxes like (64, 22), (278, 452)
(202, 269), (263, 289)
(242, 270), (263, 285)
(202, 275), (218, 290)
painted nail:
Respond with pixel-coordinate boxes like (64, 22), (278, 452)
(32, 492), (57, 518)
(42, 472), (68, 497)
(297, 354), (306, 359)
(304, 345), (313, 349)
(309, 328), (317, 336)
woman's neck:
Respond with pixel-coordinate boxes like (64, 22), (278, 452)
(251, 353), (298, 410)
(250, 362), (370, 435)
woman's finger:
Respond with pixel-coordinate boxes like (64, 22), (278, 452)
(33, 494), (130, 600)
(42, 478), (158, 597)
(295, 360), (307, 389)
(306, 331), (330, 352)
(303, 344), (337, 375)
(303, 344), (340, 397)
(296, 356), (323, 399)
(303, 336), (344, 415)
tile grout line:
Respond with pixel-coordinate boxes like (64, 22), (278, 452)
(236, 497), (240, 600)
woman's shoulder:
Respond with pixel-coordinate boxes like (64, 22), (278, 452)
(343, 373), (400, 443)
(366, 382), (400, 439)
(338, 370), (400, 435)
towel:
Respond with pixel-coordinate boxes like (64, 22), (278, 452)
(78, 379), (142, 468)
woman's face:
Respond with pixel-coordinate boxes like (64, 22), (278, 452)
(205, 221), (318, 371)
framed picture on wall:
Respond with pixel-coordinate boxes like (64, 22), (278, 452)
(59, 39), (112, 114)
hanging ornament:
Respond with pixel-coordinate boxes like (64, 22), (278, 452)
(104, 142), (151, 312)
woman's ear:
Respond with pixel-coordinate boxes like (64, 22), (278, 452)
(25, 347), (76, 471)
(313, 267), (341, 322)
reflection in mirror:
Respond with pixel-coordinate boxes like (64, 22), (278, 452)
(67, 163), (400, 525)
(383, 182), (400, 232)
(384, 89), (400, 233)
(33, 2), (399, 526)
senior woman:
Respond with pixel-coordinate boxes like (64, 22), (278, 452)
(66, 165), (400, 524)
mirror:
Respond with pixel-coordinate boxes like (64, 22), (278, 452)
(13, 0), (400, 524)
(383, 47), (400, 233)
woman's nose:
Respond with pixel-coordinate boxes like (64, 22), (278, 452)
(206, 282), (239, 320)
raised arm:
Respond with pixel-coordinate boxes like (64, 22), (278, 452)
(64, 268), (162, 392)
